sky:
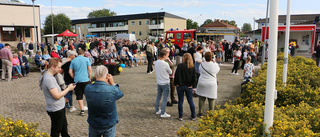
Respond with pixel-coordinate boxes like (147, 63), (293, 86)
(20, 0), (320, 30)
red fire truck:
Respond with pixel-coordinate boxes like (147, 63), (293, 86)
(164, 29), (197, 55)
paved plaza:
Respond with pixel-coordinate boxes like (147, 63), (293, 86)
(0, 63), (246, 136)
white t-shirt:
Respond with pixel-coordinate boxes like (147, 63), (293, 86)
(154, 60), (172, 85)
(244, 63), (254, 78)
(195, 52), (202, 63)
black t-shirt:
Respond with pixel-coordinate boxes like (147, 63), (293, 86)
(187, 47), (196, 62)
(61, 61), (74, 84)
(131, 44), (137, 50)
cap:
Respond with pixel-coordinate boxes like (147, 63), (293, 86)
(4, 43), (10, 46)
(67, 50), (77, 57)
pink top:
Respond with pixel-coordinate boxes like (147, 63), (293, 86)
(168, 59), (175, 79)
(12, 58), (20, 66)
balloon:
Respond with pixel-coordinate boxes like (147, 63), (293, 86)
(120, 64), (125, 68)
(118, 67), (123, 72)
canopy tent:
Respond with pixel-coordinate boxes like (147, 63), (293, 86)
(85, 34), (99, 38)
(56, 29), (78, 37)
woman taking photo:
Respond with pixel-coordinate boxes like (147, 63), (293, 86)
(174, 53), (197, 121)
(196, 51), (220, 117)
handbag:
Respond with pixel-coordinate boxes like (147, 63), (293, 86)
(201, 64), (218, 85)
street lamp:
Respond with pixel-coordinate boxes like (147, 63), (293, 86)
(156, 8), (163, 38)
(32, 0), (37, 51)
(197, 14), (202, 31)
(51, 0), (54, 45)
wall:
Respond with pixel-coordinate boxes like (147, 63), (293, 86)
(74, 23), (90, 38)
(0, 4), (41, 46)
(128, 19), (149, 40)
(164, 17), (186, 32)
(278, 31), (313, 51)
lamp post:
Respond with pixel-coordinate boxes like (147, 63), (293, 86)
(156, 8), (163, 38)
(51, 0), (54, 45)
(32, 0), (37, 51)
(283, 0), (291, 86)
(261, 0), (270, 65)
(197, 14), (202, 31)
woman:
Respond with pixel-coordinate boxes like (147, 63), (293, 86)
(12, 54), (23, 78)
(217, 41), (223, 64)
(174, 53), (197, 121)
(196, 51), (220, 117)
(194, 45), (203, 73)
(231, 47), (242, 75)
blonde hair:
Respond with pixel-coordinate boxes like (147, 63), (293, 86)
(182, 53), (194, 68)
(95, 65), (108, 78)
(13, 54), (18, 57)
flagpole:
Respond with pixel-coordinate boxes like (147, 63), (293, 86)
(283, 0), (291, 86)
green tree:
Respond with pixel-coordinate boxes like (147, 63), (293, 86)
(43, 13), (72, 35)
(87, 8), (116, 18)
(217, 19), (237, 27)
(241, 23), (252, 32)
(187, 19), (198, 29)
(201, 19), (213, 27)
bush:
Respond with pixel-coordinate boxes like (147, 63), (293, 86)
(27, 57), (39, 71)
(236, 53), (320, 107)
(177, 53), (320, 136)
(0, 115), (49, 137)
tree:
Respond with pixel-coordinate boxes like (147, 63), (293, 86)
(43, 13), (72, 35)
(201, 19), (213, 27)
(217, 19), (238, 27)
(241, 23), (252, 32)
(187, 19), (198, 29)
(87, 8), (116, 18)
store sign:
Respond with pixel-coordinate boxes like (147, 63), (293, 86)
(3, 27), (14, 31)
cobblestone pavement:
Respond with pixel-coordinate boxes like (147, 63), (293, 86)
(0, 62), (252, 137)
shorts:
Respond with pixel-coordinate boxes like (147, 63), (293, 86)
(216, 52), (222, 57)
(75, 81), (90, 100)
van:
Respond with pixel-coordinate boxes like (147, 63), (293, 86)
(115, 34), (136, 43)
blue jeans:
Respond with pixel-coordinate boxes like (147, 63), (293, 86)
(21, 64), (30, 75)
(89, 125), (116, 137)
(64, 83), (73, 107)
(195, 62), (200, 73)
(155, 84), (170, 115)
(177, 86), (195, 118)
(129, 56), (137, 63)
(12, 65), (22, 75)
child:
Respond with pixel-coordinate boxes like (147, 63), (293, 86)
(243, 56), (255, 81)
(12, 54), (23, 78)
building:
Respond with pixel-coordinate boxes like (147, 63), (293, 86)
(198, 20), (240, 42)
(254, 14), (320, 52)
(0, 0), (41, 47)
(71, 12), (186, 40)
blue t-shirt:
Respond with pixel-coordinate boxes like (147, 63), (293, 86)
(0, 43), (4, 49)
(70, 55), (91, 82)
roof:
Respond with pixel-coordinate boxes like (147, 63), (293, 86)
(201, 20), (239, 30)
(255, 14), (320, 24)
(71, 12), (185, 24)
(0, 0), (40, 7)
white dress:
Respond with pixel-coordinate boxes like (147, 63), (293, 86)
(196, 61), (220, 99)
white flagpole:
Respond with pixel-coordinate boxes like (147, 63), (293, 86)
(283, 0), (291, 86)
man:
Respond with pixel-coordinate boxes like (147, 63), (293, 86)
(316, 41), (320, 67)
(146, 41), (154, 74)
(164, 48), (177, 106)
(154, 50), (172, 118)
(41, 41), (45, 55)
(85, 65), (123, 137)
(18, 51), (30, 77)
(166, 39), (174, 60)
(0, 43), (13, 81)
(69, 49), (92, 116)
(223, 40), (229, 62)
(39, 58), (76, 137)
(61, 50), (77, 112)
(17, 41), (23, 51)
(28, 41), (34, 56)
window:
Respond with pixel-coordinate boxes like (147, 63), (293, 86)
(139, 31), (142, 36)
(145, 20), (150, 25)
(177, 33), (182, 39)
(72, 26), (75, 31)
(131, 21), (135, 26)
(184, 33), (192, 40)
(16, 28), (22, 38)
(139, 21), (142, 25)
(77, 25), (80, 29)
(82, 25), (85, 29)
(101, 23), (105, 27)
(87, 24), (90, 28)
(25, 28), (30, 37)
(166, 33), (174, 39)
(92, 24), (97, 28)
(152, 20), (156, 25)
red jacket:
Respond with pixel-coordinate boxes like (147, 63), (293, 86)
(51, 51), (60, 59)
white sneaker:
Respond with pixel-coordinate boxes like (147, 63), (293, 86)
(160, 113), (171, 118)
(69, 107), (77, 112)
(155, 110), (161, 115)
(131, 65), (134, 68)
(231, 72), (235, 75)
(235, 73), (239, 75)
(83, 106), (88, 111)
(136, 64), (139, 67)
(147, 72), (152, 74)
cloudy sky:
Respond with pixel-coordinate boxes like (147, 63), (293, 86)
(23, 0), (320, 29)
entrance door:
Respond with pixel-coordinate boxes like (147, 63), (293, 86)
(2, 31), (16, 41)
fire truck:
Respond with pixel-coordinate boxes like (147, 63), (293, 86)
(164, 29), (197, 55)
